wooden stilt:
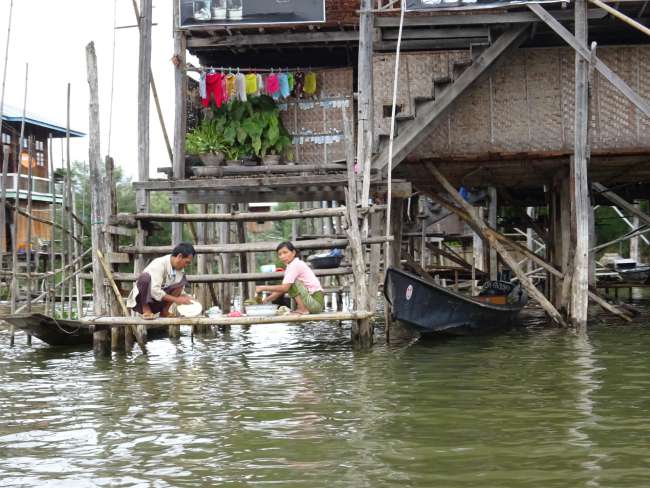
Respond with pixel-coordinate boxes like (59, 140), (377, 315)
(86, 42), (110, 357)
(172, 0), (187, 244)
(488, 186), (498, 281)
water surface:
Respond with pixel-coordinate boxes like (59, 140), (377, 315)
(1, 305), (650, 487)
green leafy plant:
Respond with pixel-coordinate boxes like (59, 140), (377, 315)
(198, 96), (293, 161)
(185, 117), (227, 156)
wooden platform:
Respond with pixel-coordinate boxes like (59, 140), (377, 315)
(81, 311), (373, 327)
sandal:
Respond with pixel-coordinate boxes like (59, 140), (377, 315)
(142, 312), (156, 320)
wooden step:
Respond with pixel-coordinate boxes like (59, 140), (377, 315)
(119, 236), (392, 255)
(111, 206), (387, 226)
(82, 267), (353, 284)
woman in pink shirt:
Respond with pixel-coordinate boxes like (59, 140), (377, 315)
(255, 241), (324, 315)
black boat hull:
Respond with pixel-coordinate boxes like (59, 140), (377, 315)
(384, 268), (527, 336)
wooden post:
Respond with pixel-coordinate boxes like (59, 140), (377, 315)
(194, 203), (210, 335)
(138, 0), (152, 185)
(428, 164), (568, 327)
(343, 104), (371, 347)
(26, 138), (34, 315)
(65, 84), (76, 318)
(472, 207), (486, 274)
(172, 0), (187, 244)
(358, 0), (374, 218)
(48, 134), (56, 316)
(218, 204), (232, 315)
(570, 0), (590, 330)
(488, 186), (498, 281)
(86, 42), (110, 357)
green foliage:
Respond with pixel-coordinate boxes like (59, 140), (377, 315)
(185, 117), (227, 155)
(195, 96), (293, 160)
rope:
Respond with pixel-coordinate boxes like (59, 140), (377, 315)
(107, 0), (117, 156)
(385, 0), (405, 257)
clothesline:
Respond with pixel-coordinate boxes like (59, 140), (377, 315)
(189, 65), (314, 74)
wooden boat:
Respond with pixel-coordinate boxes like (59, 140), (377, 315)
(0, 313), (168, 347)
(384, 267), (528, 336)
(613, 259), (650, 284)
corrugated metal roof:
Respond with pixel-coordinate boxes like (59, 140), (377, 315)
(1, 104), (85, 138)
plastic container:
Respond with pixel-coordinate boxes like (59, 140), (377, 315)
(244, 304), (279, 316)
(177, 300), (203, 318)
(308, 254), (343, 269)
(260, 264), (276, 273)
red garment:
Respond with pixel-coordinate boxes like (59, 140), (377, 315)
(265, 74), (280, 96)
(202, 73), (225, 108)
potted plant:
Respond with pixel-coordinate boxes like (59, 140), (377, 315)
(185, 118), (226, 166)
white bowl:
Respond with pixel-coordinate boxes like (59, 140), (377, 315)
(177, 300), (203, 318)
(244, 304), (279, 316)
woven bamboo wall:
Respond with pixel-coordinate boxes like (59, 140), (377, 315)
(374, 46), (650, 158)
(279, 67), (353, 164)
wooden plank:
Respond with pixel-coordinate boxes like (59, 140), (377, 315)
(381, 27), (490, 40)
(528, 3), (650, 118)
(373, 9), (607, 27)
(187, 31), (359, 48)
(133, 174), (355, 191)
(113, 207), (350, 224)
(373, 24), (530, 174)
(81, 311), (374, 327)
(85, 267), (353, 284)
(120, 237), (391, 255)
(107, 252), (130, 265)
(104, 225), (136, 237)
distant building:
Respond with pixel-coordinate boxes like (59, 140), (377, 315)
(1, 105), (84, 253)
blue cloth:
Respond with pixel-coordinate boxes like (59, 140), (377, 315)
(459, 187), (470, 201)
(278, 73), (291, 99)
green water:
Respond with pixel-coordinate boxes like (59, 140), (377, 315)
(1, 306), (650, 487)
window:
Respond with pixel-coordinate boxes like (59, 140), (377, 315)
(35, 140), (45, 167)
(1, 133), (10, 145)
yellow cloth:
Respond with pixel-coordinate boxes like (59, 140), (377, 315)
(225, 74), (237, 100)
(245, 73), (257, 95)
(304, 71), (317, 95)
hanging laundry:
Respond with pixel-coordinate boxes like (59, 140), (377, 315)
(220, 74), (228, 105)
(225, 73), (237, 101)
(236, 72), (247, 102)
(278, 72), (291, 99)
(256, 74), (263, 96)
(202, 72), (225, 108)
(304, 71), (317, 96)
(287, 72), (295, 92)
(245, 73), (257, 95)
(199, 72), (207, 100)
(266, 73), (280, 99)
(293, 71), (305, 98)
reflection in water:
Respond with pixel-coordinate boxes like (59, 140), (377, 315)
(1, 306), (650, 487)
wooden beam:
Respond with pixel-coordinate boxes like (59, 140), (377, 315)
(374, 24), (530, 174)
(172, 1), (186, 244)
(187, 30), (359, 48)
(134, 174), (356, 191)
(593, 183), (650, 227)
(427, 164), (568, 326)
(120, 237), (391, 255)
(528, 3), (650, 118)
(137, 0), (152, 183)
(373, 9), (607, 27)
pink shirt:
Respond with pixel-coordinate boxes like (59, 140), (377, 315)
(282, 258), (322, 294)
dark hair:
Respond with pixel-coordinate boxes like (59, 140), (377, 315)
(172, 242), (196, 258)
(276, 241), (299, 256)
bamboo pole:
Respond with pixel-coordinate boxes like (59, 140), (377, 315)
(48, 134), (55, 315)
(86, 41), (110, 356)
(588, 0), (650, 37)
(9, 63), (29, 345)
(26, 138), (33, 314)
(0, 0), (14, 267)
(130, 0), (173, 163)
(427, 164), (568, 327)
